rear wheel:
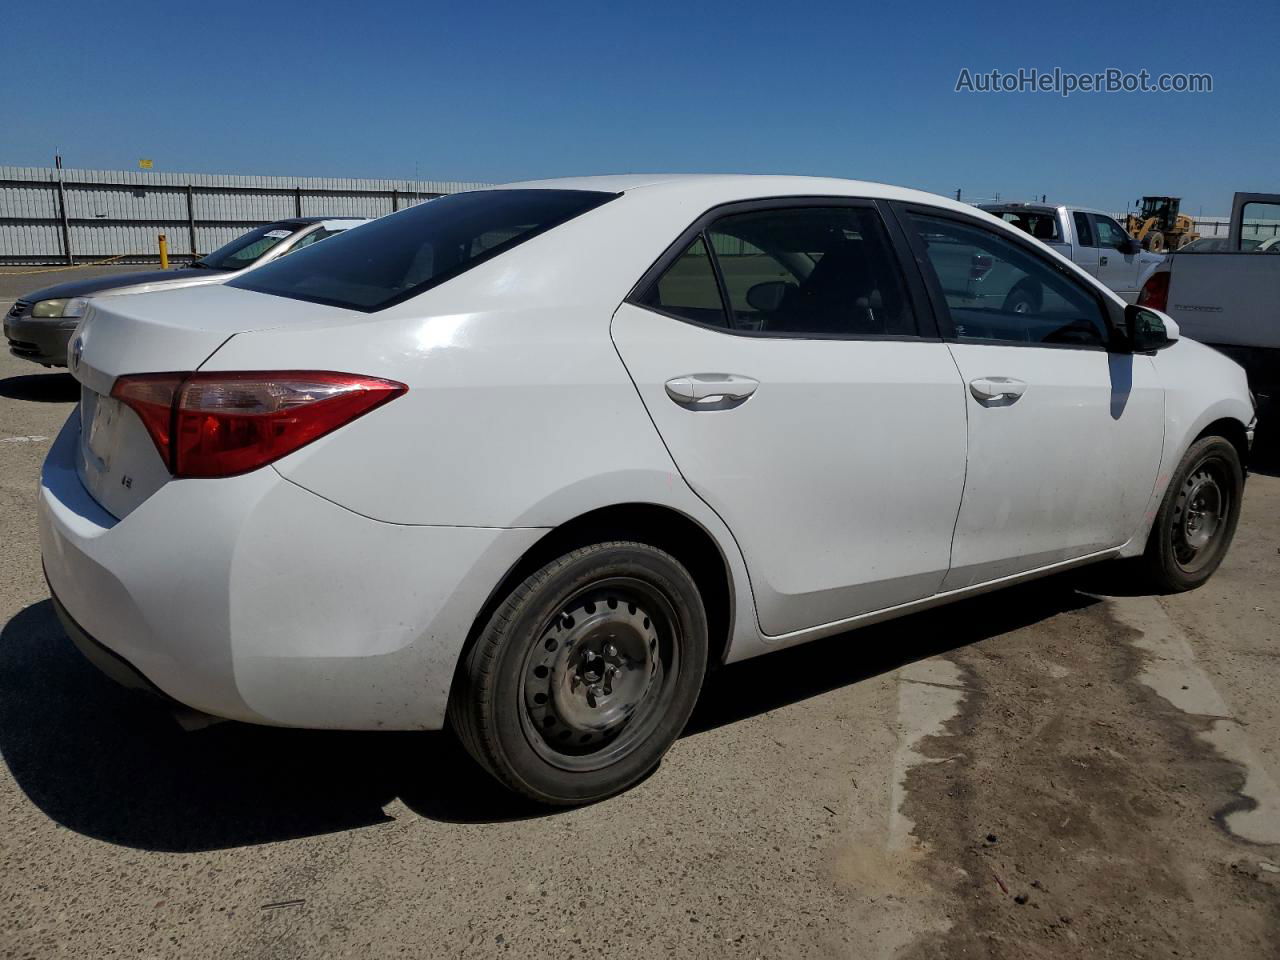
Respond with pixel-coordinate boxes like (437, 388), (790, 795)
(449, 541), (708, 805)
(1140, 436), (1243, 591)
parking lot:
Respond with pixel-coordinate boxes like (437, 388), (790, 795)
(1, 268), (1278, 959)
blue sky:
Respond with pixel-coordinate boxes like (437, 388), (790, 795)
(5, 0), (1275, 215)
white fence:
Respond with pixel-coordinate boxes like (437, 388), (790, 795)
(0, 166), (490, 264)
(1191, 217), (1231, 238)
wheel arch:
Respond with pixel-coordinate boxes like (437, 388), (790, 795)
(449, 502), (738, 705)
(1193, 416), (1251, 471)
(1120, 408), (1253, 560)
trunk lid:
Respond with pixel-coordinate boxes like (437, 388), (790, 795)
(69, 284), (356, 517)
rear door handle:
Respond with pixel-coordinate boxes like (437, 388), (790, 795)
(665, 374), (759, 406)
(969, 376), (1027, 405)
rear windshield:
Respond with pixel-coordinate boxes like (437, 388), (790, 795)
(992, 210), (1061, 243)
(228, 189), (617, 312)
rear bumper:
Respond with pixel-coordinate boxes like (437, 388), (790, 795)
(4, 315), (76, 366)
(50, 587), (180, 702)
(39, 412), (544, 730)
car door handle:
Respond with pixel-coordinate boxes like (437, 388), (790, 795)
(969, 377), (1027, 405)
(665, 374), (759, 406)
(1099, 255), (1109, 266)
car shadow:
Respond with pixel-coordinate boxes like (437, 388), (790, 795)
(1107, 352), (1133, 420)
(687, 576), (1098, 734)
(0, 580), (1099, 852)
(0, 372), (77, 403)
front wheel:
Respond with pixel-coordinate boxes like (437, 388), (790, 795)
(449, 541), (708, 805)
(1140, 436), (1244, 591)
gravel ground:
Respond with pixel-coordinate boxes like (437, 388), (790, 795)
(1, 287), (1277, 958)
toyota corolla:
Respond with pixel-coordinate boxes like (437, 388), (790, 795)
(38, 175), (1255, 804)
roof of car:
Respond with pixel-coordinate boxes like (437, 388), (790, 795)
(487, 174), (989, 218)
(287, 216), (368, 225)
(980, 202), (1058, 213)
(979, 201), (1115, 217)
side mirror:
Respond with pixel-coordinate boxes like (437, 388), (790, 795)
(746, 280), (791, 313)
(1125, 304), (1179, 352)
(1122, 237), (1142, 255)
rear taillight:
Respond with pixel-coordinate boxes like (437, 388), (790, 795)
(112, 371), (406, 478)
(1137, 271), (1169, 311)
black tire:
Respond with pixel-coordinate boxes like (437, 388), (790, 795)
(448, 541), (708, 805)
(1140, 435), (1244, 592)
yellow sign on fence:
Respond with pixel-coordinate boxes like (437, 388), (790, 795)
(138, 158), (153, 169)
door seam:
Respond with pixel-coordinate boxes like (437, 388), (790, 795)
(607, 303), (765, 639)
(942, 342), (972, 579)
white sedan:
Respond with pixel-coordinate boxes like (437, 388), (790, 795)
(39, 175), (1255, 804)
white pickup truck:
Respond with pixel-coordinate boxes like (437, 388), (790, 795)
(1138, 192), (1280, 397)
(980, 202), (1165, 302)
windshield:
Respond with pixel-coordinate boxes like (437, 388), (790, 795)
(228, 190), (617, 312)
(196, 224), (303, 271)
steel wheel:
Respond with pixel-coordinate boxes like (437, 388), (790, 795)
(519, 578), (679, 772)
(1139, 435), (1244, 592)
(449, 541), (708, 804)
(1171, 457), (1230, 574)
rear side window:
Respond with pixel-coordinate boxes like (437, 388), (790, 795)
(636, 236), (727, 327)
(638, 205), (916, 338)
(1073, 212), (1095, 247)
(230, 190), (616, 312)
(708, 207), (916, 337)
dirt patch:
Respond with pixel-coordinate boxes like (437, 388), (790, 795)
(896, 598), (1280, 959)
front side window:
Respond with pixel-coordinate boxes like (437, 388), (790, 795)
(230, 190), (616, 311)
(1093, 216), (1132, 251)
(907, 213), (1109, 348)
(706, 206), (916, 337)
